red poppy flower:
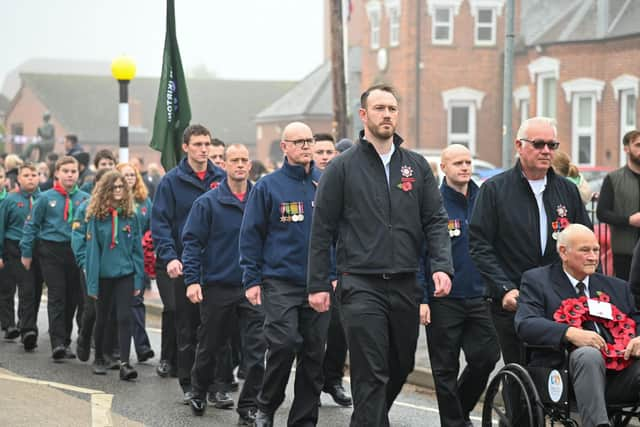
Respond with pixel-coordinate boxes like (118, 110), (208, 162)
(402, 181), (412, 192)
(596, 291), (610, 302)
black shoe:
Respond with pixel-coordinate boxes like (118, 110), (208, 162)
(208, 391), (234, 409)
(76, 337), (90, 362)
(23, 331), (37, 351)
(64, 347), (76, 359)
(105, 355), (120, 370)
(189, 395), (206, 416)
(4, 326), (19, 340)
(156, 359), (171, 377)
(254, 410), (274, 427)
(182, 391), (195, 405)
(93, 358), (108, 375)
(323, 383), (352, 407)
(137, 348), (155, 363)
(237, 408), (256, 426)
(119, 362), (138, 381)
(52, 345), (66, 362)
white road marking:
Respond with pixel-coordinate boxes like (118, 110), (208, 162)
(0, 372), (115, 426)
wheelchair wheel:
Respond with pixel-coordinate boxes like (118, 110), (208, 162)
(482, 363), (545, 427)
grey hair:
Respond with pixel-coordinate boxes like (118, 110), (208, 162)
(556, 223), (593, 252)
(516, 117), (558, 140)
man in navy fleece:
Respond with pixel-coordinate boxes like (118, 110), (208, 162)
(182, 144), (265, 425)
(240, 122), (330, 427)
(151, 124), (227, 404)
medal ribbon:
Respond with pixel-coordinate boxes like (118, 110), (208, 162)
(53, 182), (78, 223)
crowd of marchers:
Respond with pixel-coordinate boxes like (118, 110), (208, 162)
(3, 84), (640, 427)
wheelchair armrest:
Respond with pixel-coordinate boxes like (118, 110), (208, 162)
(522, 342), (571, 370)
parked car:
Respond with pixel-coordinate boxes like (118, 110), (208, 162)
(578, 165), (614, 195)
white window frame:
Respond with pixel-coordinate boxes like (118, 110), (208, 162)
(619, 90), (637, 166)
(469, 0), (505, 46)
(528, 56), (560, 118)
(447, 101), (476, 152)
(562, 78), (605, 166)
(366, 1), (382, 49)
(474, 7), (496, 45)
(536, 73), (557, 119)
(570, 93), (597, 166)
(426, 0), (463, 45)
(611, 74), (639, 166)
(441, 86), (485, 155)
(514, 85), (531, 124)
(385, 0), (401, 47)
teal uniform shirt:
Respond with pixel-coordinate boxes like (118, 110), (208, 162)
(80, 181), (94, 194)
(134, 197), (152, 232)
(82, 212), (144, 297)
(0, 188), (40, 256)
(70, 200), (90, 269)
(20, 187), (90, 258)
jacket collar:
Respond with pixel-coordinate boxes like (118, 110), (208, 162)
(20, 187), (40, 199)
(281, 157), (319, 181)
(549, 262), (607, 302)
(216, 178), (253, 208)
(513, 159), (557, 182)
(177, 157), (225, 185)
(441, 178), (478, 202)
(358, 130), (404, 150)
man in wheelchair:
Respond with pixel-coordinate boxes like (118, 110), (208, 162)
(515, 224), (640, 427)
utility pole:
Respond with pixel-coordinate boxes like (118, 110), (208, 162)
(330, 0), (348, 139)
(501, 0), (515, 168)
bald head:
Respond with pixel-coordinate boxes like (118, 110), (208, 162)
(440, 144), (472, 190)
(282, 122), (313, 141)
(557, 224), (599, 280)
(280, 121), (314, 168)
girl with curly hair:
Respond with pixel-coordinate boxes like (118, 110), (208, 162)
(81, 170), (143, 380)
(116, 162), (155, 363)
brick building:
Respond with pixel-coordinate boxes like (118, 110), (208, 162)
(352, 0), (639, 166)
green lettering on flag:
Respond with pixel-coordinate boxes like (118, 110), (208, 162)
(150, 0), (191, 171)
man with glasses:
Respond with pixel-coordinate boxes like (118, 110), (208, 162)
(469, 116), (591, 418)
(240, 122), (329, 427)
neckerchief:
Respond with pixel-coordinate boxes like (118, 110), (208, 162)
(108, 207), (122, 249)
(53, 182), (78, 223)
(0, 188), (6, 201)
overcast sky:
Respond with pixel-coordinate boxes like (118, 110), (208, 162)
(1, 0), (325, 85)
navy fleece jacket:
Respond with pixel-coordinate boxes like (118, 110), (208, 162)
(151, 158), (225, 265)
(182, 179), (252, 287)
(239, 159), (321, 290)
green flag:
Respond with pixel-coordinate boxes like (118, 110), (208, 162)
(150, 0), (191, 171)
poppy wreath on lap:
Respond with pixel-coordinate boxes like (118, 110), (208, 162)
(142, 230), (156, 278)
(553, 292), (636, 371)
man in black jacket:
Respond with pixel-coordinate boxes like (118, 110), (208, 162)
(469, 116), (592, 418)
(308, 84), (454, 427)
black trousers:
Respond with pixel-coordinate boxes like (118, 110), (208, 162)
(338, 273), (421, 427)
(258, 279), (329, 426)
(173, 274), (200, 390)
(94, 275), (134, 363)
(78, 271), (96, 344)
(490, 303), (525, 425)
(156, 265), (177, 367)
(426, 297), (500, 427)
(38, 240), (83, 350)
(3, 240), (40, 334)
(0, 260), (16, 330)
(131, 293), (152, 356)
(191, 284), (266, 413)
(613, 253), (632, 281)
(323, 290), (348, 387)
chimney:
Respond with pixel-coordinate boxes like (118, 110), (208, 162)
(597, 0), (609, 38)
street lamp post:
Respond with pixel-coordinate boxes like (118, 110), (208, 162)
(111, 56), (136, 163)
